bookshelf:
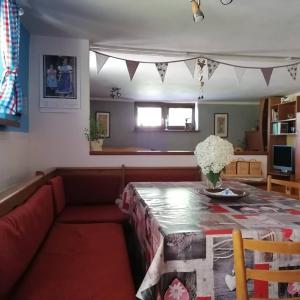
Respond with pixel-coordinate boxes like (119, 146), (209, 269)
(267, 96), (300, 180)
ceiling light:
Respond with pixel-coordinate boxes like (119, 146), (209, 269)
(220, 0), (233, 4)
(190, 0), (233, 22)
(191, 0), (204, 22)
(110, 87), (121, 99)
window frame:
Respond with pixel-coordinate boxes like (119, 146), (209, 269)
(135, 102), (197, 132)
(166, 103), (195, 131)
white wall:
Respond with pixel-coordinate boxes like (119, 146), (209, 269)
(28, 35), (199, 171)
(0, 131), (31, 191)
(28, 35), (267, 176)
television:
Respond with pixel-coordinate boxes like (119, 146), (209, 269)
(272, 145), (294, 173)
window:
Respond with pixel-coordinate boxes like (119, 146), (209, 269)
(135, 102), (197, 131)
(0, 0), (23, 127)
(137, 106), (162, 127)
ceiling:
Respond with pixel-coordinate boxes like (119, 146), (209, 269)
(20, 0), (300, 101)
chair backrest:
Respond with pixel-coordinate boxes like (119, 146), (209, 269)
(232, 229), (300, 300)
(267, 175), (300, 200)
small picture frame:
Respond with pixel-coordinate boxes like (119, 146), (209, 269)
(40, 54), (80, 110)
(214, 113), (228, 138)
(96, 112), (110, 138)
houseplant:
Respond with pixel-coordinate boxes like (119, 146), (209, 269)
(84, 117), (105, 151)
(194, 135), (234, 188)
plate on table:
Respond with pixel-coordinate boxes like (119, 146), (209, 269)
(202, 188), (249, 200)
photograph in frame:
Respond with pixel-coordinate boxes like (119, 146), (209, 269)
(96, 112), (110, 138)
(214, 113), (228, 138)
(40, 55), (80, 110)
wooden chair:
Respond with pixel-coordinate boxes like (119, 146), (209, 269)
(267, 175), (300, 200)
(233, 229), (300, 300)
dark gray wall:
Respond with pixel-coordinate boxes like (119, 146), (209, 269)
(91, 100), (259, 151)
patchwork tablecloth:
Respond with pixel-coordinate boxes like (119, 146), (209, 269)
(120, 181), (300, 300)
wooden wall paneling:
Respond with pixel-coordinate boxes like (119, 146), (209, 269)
(123, 166), (201, 186)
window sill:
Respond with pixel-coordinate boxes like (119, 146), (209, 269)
(135, 127), (199, 133)
(89, 148), (268, 156)
(0, 117), (20, 128)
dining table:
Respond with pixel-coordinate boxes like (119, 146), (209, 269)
(120, 181), (300, 300)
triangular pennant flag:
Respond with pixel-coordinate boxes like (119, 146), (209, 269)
(207, 59), (219, 79)
(261, 68), (273, 86)
(287, 64), (298, 81)
(126, 60), (140, 80)
(95, 53), (109, 75)
(184, 59), (197, 78)
(234, 67), (246, 84)
(155, 63), (168, 83)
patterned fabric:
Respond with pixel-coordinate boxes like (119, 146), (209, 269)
(0, 0), (22, 115)
(120, 181), (300, 300)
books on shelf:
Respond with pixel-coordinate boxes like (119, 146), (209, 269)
(272, 122), (288, 135)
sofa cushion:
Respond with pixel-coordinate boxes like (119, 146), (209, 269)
(56, 204), (128, 224)
(63, 174), (122, 205)
(49, 176), (66, 215)
(12, 223), (136, 300)
(0, 186), (53, 299)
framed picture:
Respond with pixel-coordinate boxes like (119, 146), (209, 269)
(40, 54), (80, 110)
(214, 113), (228, 138)
(96, 112), (110, 138)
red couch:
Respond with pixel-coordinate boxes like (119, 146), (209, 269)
(0, 184), (136, 299)
(50, 176), (127, 223)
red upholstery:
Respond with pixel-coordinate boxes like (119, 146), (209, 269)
(63, 174), (122, 205)
(124, 172), (200, 186)
(12, 223), (136, 300)
(0, 186), (53, 299)
(56, 204), (128, 223)
(49, 176), (66, 215)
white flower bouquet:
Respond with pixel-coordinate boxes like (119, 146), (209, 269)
(194, 135), (234, 188)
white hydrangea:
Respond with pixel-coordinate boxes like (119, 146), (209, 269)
(194, 135), (234, 175)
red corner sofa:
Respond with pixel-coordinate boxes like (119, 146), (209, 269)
(50, 175), (127, 223)
(0, 177), (136, 299)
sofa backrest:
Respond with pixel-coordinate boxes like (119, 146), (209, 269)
(49, 176), (66, 215)
(124, 167), (201, 186)
(0, 185), (54, 298)
(62, 174), (122, 205)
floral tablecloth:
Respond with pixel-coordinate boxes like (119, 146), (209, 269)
(120, 181), (300, 300)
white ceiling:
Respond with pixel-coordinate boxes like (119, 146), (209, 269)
(20, 0), (300, 101)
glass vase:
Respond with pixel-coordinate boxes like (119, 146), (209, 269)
(206, 171), (222, 189)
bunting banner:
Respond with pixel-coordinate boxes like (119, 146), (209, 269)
(126, 60), (140, 80)
(261, 67), (274, 86)
(287, 64), (298, 81)
(156, 63), (168, 82)
(184, 59), (197, 78)
(234, 67), (246, 84)
(95, 53), (109, 75)
(196, 59), (206, 84)
(207, 59), (219, 79)
(92, 50), (300, 85)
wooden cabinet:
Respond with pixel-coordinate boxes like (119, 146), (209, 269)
(267, 96), (300, 179)
(245, 131), (263, 151)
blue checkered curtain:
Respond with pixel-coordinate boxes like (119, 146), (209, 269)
(0, 0), (22, 115)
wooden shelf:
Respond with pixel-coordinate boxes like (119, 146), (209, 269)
(271, 118), (296, 123)
(280, 100), (297, 105)
(267, 96), (300, 181)
(271, 133), (296, 136)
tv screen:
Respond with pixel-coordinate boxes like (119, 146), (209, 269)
(272, 145), (294, 172)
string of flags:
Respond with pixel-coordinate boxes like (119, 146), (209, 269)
(93, 51), (300, 86)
